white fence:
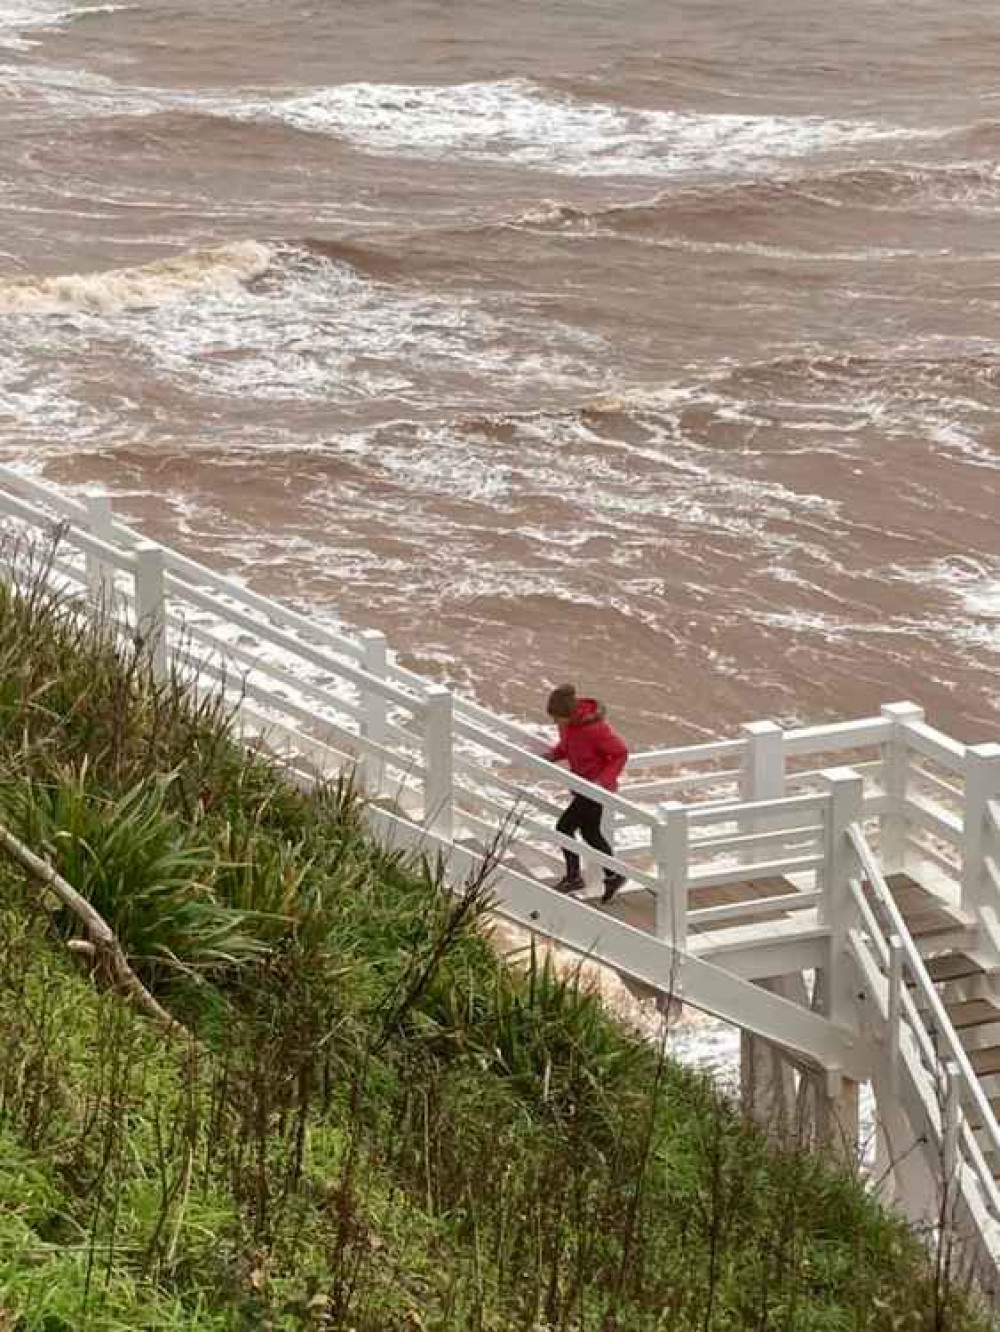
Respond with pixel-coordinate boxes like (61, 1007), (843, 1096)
(0, 464), (998, 945)
(6, 465), (1000, 1271)
(848, 817), (1000, 1238)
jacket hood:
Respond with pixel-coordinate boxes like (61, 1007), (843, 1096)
(567, 697), (606, 727)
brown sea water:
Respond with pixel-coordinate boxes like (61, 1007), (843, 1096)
(2, 0), (1000, 747)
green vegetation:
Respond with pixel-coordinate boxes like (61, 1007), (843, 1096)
(0, 534), (991, 1330)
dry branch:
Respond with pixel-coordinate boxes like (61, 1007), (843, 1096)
(0, 818), (190, 1040)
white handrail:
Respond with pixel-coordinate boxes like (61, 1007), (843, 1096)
(688, 853), (824, 890)
(171, 642), (423, 784)
(783, 716), (890, 756)
(171, 578), (423, 715)
(627, 737), (747, 769)
(0, 464), (90, 522)
(621, 767), (743, 798)
(909, 763), (965, 804)
(691, 823), (825, 853)
(784, 758), (884, 784)
(451, 755), (565, 819)
(904, 795), (963, 848)
(848, 824), (1000, 1179)
(903, 720), (966, 773)
(687, 791), (825, 825)
(0, 474), (544, 750)
(173, 616), (367, 721)
(846, 918), (1000, 1218)
(0, 491), (138, 575)
(451, 715), (657, 828)
(164, 548), (366, 662)
(689, 889), (822, 929)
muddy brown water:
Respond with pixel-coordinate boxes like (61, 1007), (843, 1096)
(2, 0), (1000, 751)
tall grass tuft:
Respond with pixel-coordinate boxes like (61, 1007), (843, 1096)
(0, 766), (267, 982)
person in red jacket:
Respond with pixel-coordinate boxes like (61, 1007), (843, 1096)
(543, 683), (629, 902)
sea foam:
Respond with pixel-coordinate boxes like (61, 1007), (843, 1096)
(250, 78), (912, 178)
(0, 241), (273, 316)
(0, 0), (130, 50)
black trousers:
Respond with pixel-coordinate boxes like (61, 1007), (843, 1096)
(556, 794), (613, 880)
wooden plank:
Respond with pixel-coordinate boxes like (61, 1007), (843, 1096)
(688, 875), (795, 912)
(610, 876), (799, 938)
(863, 873), (967, 938)
(943, 999), (1000, 1031)
(965, 1097), (1000, 1131)
(968, 1047), (1000, 1078)
(918, 953), (985, 985)
(905, 911), (969, 939)
(688, 878), (796, 932)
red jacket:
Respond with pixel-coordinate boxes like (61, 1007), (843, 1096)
(545, 698), (628, 792)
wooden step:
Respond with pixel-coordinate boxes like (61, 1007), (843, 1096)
(661, 876), (799, 935)
(965, 1097), (1000, 1132)
(923, 953), (985, 985)
(943, 999), (1000, 1031)
(866, 874), (967, 939)
(968, 1046), (1000, 1078)
(904, 910), (968, 940)
(688, 875), (795, 913)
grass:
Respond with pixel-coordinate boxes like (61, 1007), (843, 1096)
(0, 529), (993, 1331)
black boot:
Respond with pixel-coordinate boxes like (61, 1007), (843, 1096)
(601, 874), (626, 904)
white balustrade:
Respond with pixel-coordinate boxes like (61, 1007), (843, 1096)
(359, 629), (389, 795)
(943, 1062), (962, 1186)
(134, 542), (168, 682)
(962, 743), (1000, 917)
(84, 489), (114, 608)
(879, 702), (924, 872)
(653, 801), (688, 949)
(740, 719), (785, 864)
(887, 935), (903, 1098)
(423, 686), (454, 840)
(819, 769), (865, 1030)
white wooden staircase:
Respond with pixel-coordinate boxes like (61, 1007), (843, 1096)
(3, 465), (1000, 1294)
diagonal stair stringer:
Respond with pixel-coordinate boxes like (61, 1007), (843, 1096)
(366, 805), (872, 1083)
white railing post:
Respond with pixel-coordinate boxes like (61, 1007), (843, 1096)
(739, 720), (785, 862)
(358, 629), (388, 795)
(961, 742), (1000, 917)
(879, 701), (924, 873)
(943, 1061), (961, 1185)
(816, 773), (863, 1162)
(739, 720), (785, 801)
(819, 767), (865, 1029)
(887, 934), (903, 1097)
(737, 721), (793, 1134)
(423, 686), (454, 841)
(134, 542), (167, 681)
(653, 801), (688, 951)
(84, 489), (114, 609)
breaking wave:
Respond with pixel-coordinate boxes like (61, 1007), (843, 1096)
(717, 347), (1000, 395)
(507, 161), (1000, 236)
(2, 66), (927, 186)
(236, 78), (912, 178)
(0, 0), (130, 50)
(0, 241), (273, 315)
